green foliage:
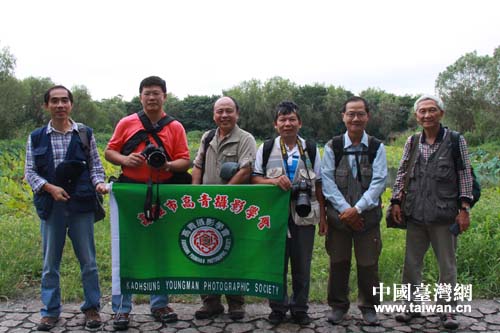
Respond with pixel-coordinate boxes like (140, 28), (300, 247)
(0, 44), (16, 80)
(436, 47), (500, 142)
(360, 88), (417, 140)
(20, 76), (54, 128)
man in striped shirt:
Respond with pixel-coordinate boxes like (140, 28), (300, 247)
(25, 85), (108, 331)
(390, 95), (473, 330)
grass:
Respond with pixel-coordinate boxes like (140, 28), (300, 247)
(1, 136), (499, 303)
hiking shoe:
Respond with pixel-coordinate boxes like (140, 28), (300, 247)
(228, 303), (245, 320)
(194, 303), (224, 319)
(112, 312), (130, 331)
(362, 309), (379, 326)
(83, 308), (102, 330)
(268, 310), (286, 325)
(395, 311), (421, 323)
(37, 316), (58, 331)
(327, 308), (347, 324)
(292, 311), (311, 325)
(152, 306), (178, 323)
(441, 313), (459, 330)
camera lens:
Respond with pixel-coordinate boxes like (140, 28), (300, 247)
(148, 150), (166, 168)
(292, 179), (312, 217)
(295, 192), (311, 217)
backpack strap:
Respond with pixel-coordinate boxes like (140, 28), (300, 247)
(331, 135), (344, 168)
(76, 123), (90, 156)
(331, 135), (381, 168)
(261, 138), (276, 174)
(367, 136), (382, 164)
(75, 123), (96, 171)
(305, 139), (317, 169)
(449, 130), (465, 170)
(262, 137), (316, 174)
(200, 129), (217, 182)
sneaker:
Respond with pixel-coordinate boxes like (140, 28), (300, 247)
(228, 303), (245, 320)
(194, 303), (224, 319)
(37, 316), (58, 331)
(327, 308), (347, 324)
(395, 311), (421, 323)
(152, 306), (178, 323)
(441, 313), (459, 330)
(112, 312), (130, 331)
(292, 311), (311, 325)
(83, 308), (102, 330)
(362, 309), (379, 326)
(268, 310), (286, 325)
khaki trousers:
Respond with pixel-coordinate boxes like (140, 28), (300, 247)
(402, 221), (457, 307)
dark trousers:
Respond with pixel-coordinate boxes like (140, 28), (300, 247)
(270, 218), (315, 314)
(201, 294), (244, 309)
(326, 225), (382, 312)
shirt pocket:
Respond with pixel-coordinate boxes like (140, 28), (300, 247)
(222, 149), (238, 163)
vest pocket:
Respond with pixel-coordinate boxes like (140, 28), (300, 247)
(360, 166), (373, 188)
(33, 146), (49, 169)
(335, 169), (349, 189)
(436, 160), (453, 181)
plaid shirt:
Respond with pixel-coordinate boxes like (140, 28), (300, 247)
(25, 120), (106, 193)
(391, 126), (473, 203)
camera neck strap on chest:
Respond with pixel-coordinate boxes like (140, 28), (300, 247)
(279, 138), (312, 182)
(138, 111), (173, 222)
(137, 111), (173, 161)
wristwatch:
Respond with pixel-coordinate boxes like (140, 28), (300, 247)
(460, 206), (471, 213)
(354, 206), (362, 214)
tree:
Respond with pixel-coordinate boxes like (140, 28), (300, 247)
(71, 85), (99, 129)
(295, 84), (328, 141)
(96, 95), (128, 132)
(0, 77), (24, 139)
(0, 45), (16, 80)
(224, 79), (268, 138)
(20, 77), (54, 128)
(173, 95), (218, 132)
(435, 50), (492, 137)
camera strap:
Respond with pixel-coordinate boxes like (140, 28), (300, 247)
(138, 111), (173, 161)
(280, 138), (313, 182)
(144, 172), (161, 221)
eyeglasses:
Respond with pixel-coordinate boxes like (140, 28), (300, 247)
(142, 90), (164, 97)
(344, 112), (368, 119)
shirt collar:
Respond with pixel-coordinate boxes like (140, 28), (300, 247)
(420, 124), (445, 143)
(47, 119), (77, 134)
(216, 124), (240, 140)
(343, 131), (368, 149)
(278, 135), (304, 152)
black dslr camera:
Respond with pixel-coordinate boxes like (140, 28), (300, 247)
(141, 143), (167, 168)
(291, 179), (312, 217)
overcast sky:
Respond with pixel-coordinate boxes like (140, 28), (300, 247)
(1, 0), (499, 101)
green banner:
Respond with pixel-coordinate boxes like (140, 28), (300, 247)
(110, 183), (290, 300)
